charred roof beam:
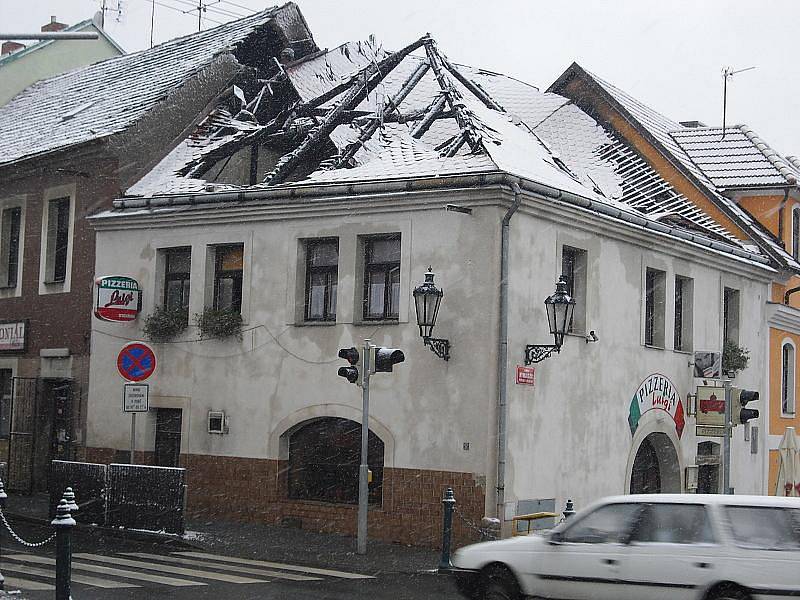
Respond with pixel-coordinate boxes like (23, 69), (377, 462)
(263, 35), (429, 185)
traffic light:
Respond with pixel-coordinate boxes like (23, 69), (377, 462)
(337, 347), (362, 386)
(372, 347), (405, 373)
(732, 387), (760, 425)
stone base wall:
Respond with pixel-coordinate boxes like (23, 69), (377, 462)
(85, 447), (485, 548)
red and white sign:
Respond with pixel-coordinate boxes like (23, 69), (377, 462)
(95, 276), (142, 322)
(117, 342), (157, 382)
(516, 365), (535, 386)
(0, 321), (26, 353)
(696, 385), (725, 427)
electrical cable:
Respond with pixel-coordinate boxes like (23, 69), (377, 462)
(130, 0), (226, 26)
(158, 0), (248, 20)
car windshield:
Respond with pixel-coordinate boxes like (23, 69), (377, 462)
(724, 506), (800, 550)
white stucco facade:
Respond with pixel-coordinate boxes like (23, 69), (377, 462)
(87, 179), (773, 537)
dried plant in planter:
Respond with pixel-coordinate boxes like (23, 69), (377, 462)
(195, 307), (243, 340)
(143, 306), (188, 342)
(722, 339), (750, 376)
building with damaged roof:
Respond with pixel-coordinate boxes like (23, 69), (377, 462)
(84, 23), (786, 545)
(0, 2), (316, 492)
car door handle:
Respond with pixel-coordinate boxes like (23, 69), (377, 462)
(602, 558), (618, 565)
(693, 562), (711, 569)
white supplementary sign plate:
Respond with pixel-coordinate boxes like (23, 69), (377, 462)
(123, 383), (149, 413)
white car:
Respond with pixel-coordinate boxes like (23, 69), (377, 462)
(451, 494), (800, 600)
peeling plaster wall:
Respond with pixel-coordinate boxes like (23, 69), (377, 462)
(502, 195), (769, 516)
(88, 184), (771, 521)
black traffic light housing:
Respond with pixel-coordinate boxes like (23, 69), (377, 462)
(372, 347), (405, 373)
(732, 388), (759, 425)
(337, 347), (362, 385)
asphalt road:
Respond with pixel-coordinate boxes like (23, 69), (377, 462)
(0, 520), (462, 600)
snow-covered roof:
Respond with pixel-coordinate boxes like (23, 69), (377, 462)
(0, 5), (288, 167)
(549, 62), (800, 271)
(671, 125), (799, 189)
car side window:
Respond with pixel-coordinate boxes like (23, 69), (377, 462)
(632, 504), (715, 544)
(561, 503), (641, 544)
(724, 506), (800, 550)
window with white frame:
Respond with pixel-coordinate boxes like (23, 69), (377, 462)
(212, 244), (244, 313)
(561, 245), (587, 334)
(793, 207), (800, 260)
(674, 275), (693, 351)
(44, 197), (71, 283)
(782, 342), (796, 415)
(644, 267), (666, 347)
(723, 287), (740, 345)
(362, 235), (400, 321)
(0, 206), (22, 288)
(304, 238), (338, 322)
(162, 247), (191, 320)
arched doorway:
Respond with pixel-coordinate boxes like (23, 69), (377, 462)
(630, 432), (680, 494)
(287, 417), (384, 505)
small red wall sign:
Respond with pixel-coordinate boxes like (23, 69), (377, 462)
(516, 365), (535, 386)
(95, 276), (142, 322)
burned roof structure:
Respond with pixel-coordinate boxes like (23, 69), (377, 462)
(0, 2), (316, 185)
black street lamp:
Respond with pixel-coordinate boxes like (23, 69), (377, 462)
(413, 268), (450, 361)
(524, 275), (576, 365)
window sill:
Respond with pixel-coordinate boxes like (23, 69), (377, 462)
(294, 321), (337, 327)
(672, 349), (693, 356)
(780, 413), (797, 419)
(643, 343), (665, 351)
(355, 319), (400, 326)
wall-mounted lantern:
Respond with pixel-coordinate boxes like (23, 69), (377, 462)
(413, 268), (450, 361)
(524, 275), (576, 365)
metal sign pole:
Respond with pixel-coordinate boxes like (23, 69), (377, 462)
(357, 339), (371, 555)
(723, 379), (731, 494)
(130, 413), (136, 465)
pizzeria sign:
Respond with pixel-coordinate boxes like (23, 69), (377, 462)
(95, 276), (142, 322)
(628, 373), (685, 438)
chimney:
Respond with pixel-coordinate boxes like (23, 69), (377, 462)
(41, 16), (68, 33)
(679, 120), (707, 129)
(1, 41), (26, 55)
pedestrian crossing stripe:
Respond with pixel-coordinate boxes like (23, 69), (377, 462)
(73, 554), (267, 584)
(174, 550), (376, 579)
(1, 550), (374, 592)
(122, 552), (320, 581)
(5, 554), (202, 587)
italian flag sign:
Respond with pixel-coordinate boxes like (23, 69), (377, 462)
(628, 373), (685, 438)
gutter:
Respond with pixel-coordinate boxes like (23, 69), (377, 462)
(496, 181), (522, 523)
(107, 173), (771, 267)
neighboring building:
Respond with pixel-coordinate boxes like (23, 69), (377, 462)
(0, 15), (124, 106)
(0, 3), (316, 493)
(549, 63), (800, 498)
(86, 36), (783, 547)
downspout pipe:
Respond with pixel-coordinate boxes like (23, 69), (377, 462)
(496, 181), (522, 523)
(777, 186), (791, 249)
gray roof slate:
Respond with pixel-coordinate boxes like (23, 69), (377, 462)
(0, 5), (285, 167)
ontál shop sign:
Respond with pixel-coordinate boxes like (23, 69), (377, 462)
(94, 276), (142, 322)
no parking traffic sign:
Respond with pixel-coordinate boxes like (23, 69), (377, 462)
(117, 342), (157, 382)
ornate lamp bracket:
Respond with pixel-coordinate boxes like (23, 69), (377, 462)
(424, 337), (451, 361)
(524, 344), (561, 365)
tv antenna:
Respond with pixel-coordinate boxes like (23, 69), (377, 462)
(721, 65), (756, 139)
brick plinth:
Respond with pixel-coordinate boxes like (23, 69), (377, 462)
(84, 448), (485, 548)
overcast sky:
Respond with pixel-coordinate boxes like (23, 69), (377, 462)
(3, 1), (798, 156)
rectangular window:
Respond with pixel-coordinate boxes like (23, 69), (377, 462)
(783, 343), (796, 415)
(163, 248), (191, 314)
(213, 244), (243, 313)
(793, 208), (800, 260)
(45, 197), (70, 283)
(0, 369), (11, 438)
(363, 235), (400, 321)
(561, 246), (587, 333)
(723, 287), (740, 345)
(305, 239), (338, 321)
(644, 268), (666, 347)
(0, 207), (21, 288)
(674, 275), (693, 351)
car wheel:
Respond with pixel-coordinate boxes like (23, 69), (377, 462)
(709, 585), (750, 600)
(482, 567), (520, 600)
